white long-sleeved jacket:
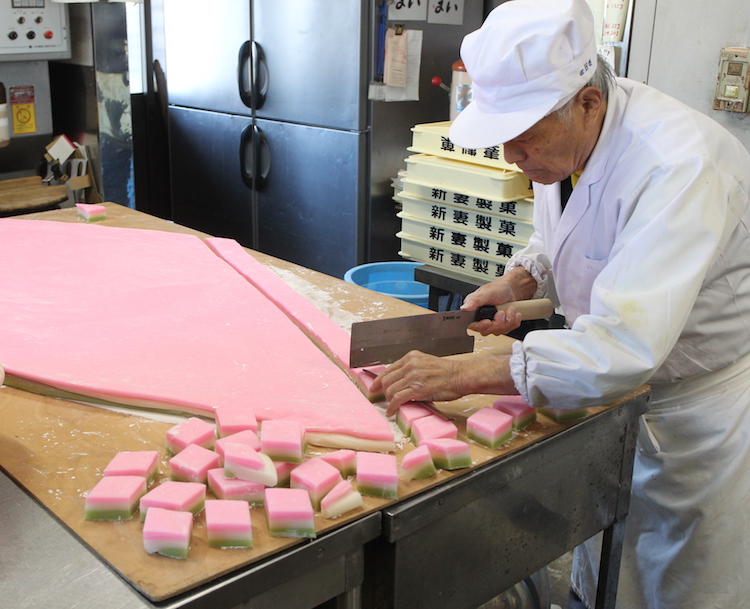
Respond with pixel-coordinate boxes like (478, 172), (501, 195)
(507, 78), (750, 409)
(506, 78), (750, 609)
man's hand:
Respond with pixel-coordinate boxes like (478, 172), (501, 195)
(370, 351), (465, 416)
(462, 276), (524, 336)
(371, 352), (517, 417)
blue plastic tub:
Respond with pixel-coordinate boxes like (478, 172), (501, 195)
(344, 261), (429, 308)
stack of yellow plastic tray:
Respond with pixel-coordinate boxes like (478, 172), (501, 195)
(396, 123), (535, 284)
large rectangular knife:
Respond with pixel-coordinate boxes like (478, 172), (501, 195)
(349, 298), (554, 368)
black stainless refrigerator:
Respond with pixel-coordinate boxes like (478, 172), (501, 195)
(162, 0), (482, 278)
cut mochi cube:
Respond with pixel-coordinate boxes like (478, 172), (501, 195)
(538, 407), (589, 423)
(265, 488), (316, 538)
(351, 365), (387, 402)
(273, 460), (297, 488)
(207, 468), (266, 505)
(143, 507), (193, 559)
(223, 443), (278, 487)
(215, 430), (261, 464)
(102, 450), (160, 487)
(260, 419), (306, 463)
(76, 203), (107, 222)
(320, 480), (363, 519)
(139, 480), (206, 521)
(290, 457), (343, 511)
(205, 499), (253, 549)
(214, 404), (258, 438)
(466, 407), (513, 450)
(423, 438), (472, 470)
(410, 414), (458, 446)
(356, 451), (398, 499)
(166, 417), (216, 455)
(400, 445), (437, 481)
(320, 449), (357, 478)
(493, 395), (537, 430)
(85, 475), (147, 521)
(168, 443), (220, 483)
(395, 402), (434, 437)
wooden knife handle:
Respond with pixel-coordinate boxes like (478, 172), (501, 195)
(473, 298), (555, 322)
(496, 298), (555, 320)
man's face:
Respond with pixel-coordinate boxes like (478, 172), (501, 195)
(502, 113), (587, 184)
(502, 88), (604, 185)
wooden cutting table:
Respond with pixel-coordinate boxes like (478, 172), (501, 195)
(0, 204), (649, 609)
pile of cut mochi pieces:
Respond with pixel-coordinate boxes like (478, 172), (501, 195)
(83, 404), (401, 559)
(83, 399), (587, 559)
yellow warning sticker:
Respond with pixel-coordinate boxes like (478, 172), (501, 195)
(10, 86), (37, 135)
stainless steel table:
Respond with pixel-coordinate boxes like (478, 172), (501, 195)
(362, 390), (648, 609)
(0, 471), (380, 609)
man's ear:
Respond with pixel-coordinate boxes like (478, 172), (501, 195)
(578, 86), (604, 116)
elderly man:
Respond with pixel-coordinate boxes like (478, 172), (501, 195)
(372, 0), (750, 608)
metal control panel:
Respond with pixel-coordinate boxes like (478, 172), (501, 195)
(0, 0), (70, 61)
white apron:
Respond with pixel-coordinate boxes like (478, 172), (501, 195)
(572, 350), (750, 609)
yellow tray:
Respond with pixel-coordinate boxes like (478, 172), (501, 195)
(403, 154), (532, 204)
(409, 122), (518, 172)
(396, 193), (534, 244)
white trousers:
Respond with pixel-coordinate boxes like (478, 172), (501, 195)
(572, 351), (750, 609)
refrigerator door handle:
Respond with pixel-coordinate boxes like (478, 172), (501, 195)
(240, 123), (270, 192)
(237, 40), (252, 108)
(251, 41), (269, 110)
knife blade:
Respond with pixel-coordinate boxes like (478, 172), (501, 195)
(349, 298), (554, 368)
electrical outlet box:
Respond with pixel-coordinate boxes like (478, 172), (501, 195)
(713, 47), (750, 113)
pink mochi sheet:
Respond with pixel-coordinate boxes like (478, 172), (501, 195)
(0, 219), (393, 450)
(205, 237), (351, 367)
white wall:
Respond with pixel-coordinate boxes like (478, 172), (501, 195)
(628, 0), (750, 149)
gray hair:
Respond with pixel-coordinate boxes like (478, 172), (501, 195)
(552, 56), (616, 123)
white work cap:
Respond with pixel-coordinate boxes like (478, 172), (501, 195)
(449, 0), (597, 149)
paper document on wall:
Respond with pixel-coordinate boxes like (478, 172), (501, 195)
(379, 29), (423, 102)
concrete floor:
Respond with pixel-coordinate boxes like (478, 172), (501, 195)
(547, 551), (574, 609)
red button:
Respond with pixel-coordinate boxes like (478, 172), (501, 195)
(44, 31), (54, 39)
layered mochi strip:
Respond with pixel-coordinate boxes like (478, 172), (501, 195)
(265, 488), (316, 538)
(207, 468), (266, 505)
(75, 203), (107, 222)
(85, 475), (147, 521)
(215, 430), (262, 464)
(423, 439), (472, 470)
(395, 402), (434, 437)
(168, 443), (221, 483)
(356, 451), (398, 499)
(290, 457), (343, 511)
(223, 444), (278, 487)
(102, 450), (159, 487)
(139, 480), (206, 521)
(320, 449), (357, 478)
(204, 499), (253, 549)
(492, 395), (537, 430)
(166, 417), (216, 455)
(143, 507), (193, 559)
(466, 407), (513, 450)
(320, 480), (363, 519)
(411, 414), (458, 446)
(400, 445), (437, 481)
(261, 420), (306, 463)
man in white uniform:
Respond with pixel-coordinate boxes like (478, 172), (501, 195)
(372, 0), (750, 608)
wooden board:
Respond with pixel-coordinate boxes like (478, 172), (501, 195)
(0, 176), (67, 216)
(0, 204), (618, 602)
